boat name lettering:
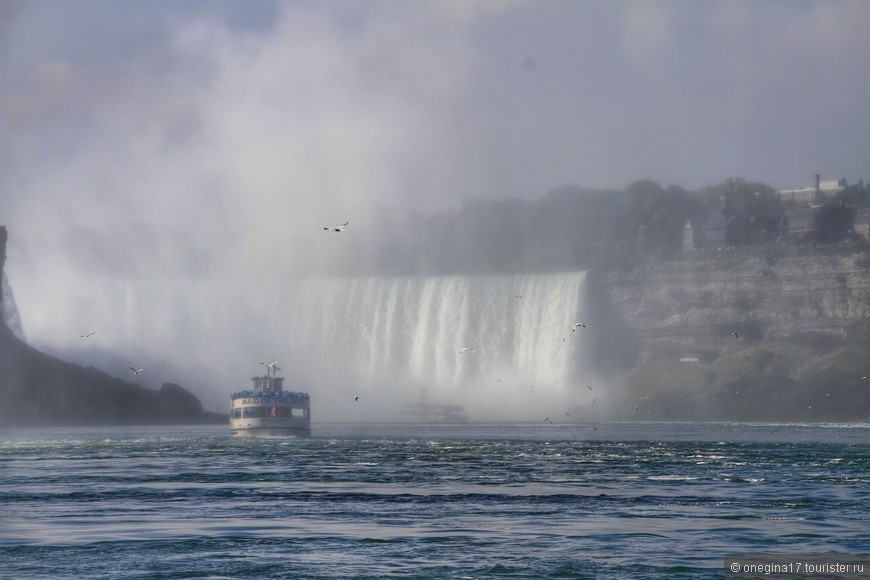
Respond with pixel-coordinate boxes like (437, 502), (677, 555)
(242, 398), (281, 405)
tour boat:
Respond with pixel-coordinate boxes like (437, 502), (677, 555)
(401, 389), (468, 423)
(230, 362), (311, 436)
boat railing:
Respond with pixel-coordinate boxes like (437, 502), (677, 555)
(231, 390), (310, 401)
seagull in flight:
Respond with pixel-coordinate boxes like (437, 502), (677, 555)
(572, 322), (587, 332)
(128, 367), (144, 375)
(459, 347), (476, 355)
(260, 360), (281, 373)
(323, 221), (349, 232)
(79, 332), (96, 338)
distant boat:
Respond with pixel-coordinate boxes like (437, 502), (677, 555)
(400, 390), (468, 423)
(230, 363), (311, 437)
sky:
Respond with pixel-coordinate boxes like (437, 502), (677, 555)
(2, 2), (869, 242)
(1, 0), (869, 413)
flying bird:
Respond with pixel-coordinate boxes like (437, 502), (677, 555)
(128, 367), (144, 375)
(572, 322), (587, 332)
(323, 221), (349, 232)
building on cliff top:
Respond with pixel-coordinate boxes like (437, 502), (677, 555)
(685, 187), (863, 251)
(777, 174), (863, 205)
(780, 202), (857, 241)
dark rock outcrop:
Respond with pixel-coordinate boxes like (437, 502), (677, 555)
(0, 226), (226, 428)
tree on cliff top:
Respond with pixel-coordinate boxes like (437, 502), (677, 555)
(696, 178), (782, 216)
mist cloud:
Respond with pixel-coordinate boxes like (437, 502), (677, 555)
(3, 1), (502, 282)
(3, 2), (869, 263)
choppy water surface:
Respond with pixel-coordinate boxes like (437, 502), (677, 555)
(1, 422), (868, 578)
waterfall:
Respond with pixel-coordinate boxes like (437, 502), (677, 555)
(23, 272), (594, 419)
(280, 273), (588, 387)
(1, 272), (26, 341)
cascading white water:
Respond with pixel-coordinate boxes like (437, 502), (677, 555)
(276, 273), (588, 388)
(1, 272), (26, 341)
(23, 272), (593, 420)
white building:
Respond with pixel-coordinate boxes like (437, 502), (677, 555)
(777, 174), (859, 204)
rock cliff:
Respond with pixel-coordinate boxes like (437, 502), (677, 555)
(602, 246), (870, 421)
(0, 226), (225, 428)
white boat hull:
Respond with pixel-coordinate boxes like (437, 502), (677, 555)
(230, 419), (311, 437)
(230, 380), (311, 437)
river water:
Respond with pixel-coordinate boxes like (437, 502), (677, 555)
(1, 422), (868, 578)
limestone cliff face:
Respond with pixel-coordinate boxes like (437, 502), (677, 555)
(0, 226), (224, 428)
(605, 251), (870, 355)
(600, 247), (870, 421)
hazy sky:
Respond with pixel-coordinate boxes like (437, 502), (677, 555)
(1, 0), (869, 414)
(2, 0), (868, 307)
(2, 0), (870, 280)
(3, 1), (869, 218)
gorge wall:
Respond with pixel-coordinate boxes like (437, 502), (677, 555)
(602, 247), (870, 421)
